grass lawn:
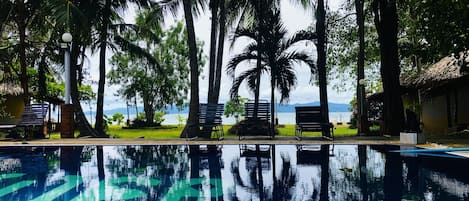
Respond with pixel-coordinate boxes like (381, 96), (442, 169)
(48, 124), (357, 139)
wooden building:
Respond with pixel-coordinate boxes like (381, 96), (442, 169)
(407, 51), (469, 136)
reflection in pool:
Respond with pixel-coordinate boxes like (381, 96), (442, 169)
(0, 145), (468, 201)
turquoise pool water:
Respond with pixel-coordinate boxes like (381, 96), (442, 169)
(0, 145), (467, 200)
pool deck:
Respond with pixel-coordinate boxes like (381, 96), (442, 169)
(0, 135), (402, 146)
(1, 135), (468, 158)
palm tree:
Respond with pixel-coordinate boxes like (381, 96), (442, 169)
(227, 10), (316, 129)
(160, 0), (205, 138)
(225, 0), (280, 118)
(207, 0), (219, 104)
(94, 0), (153, 136)
(316, 0), (331, 138)
(291, 0), (331, 138)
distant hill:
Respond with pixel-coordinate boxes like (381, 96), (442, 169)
(94, 101), (350, 116)
(276, 101), (350, 113)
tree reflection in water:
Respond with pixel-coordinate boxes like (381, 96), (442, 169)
(0, 145), (467, 200)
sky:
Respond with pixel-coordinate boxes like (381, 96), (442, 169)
(84, 0), (352, 111)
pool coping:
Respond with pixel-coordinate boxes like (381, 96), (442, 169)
(0, 136), (402, 146)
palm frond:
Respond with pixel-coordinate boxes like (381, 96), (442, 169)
(225, 52), (258, 77)
(229, 67), (259, 99)
(113, 35), (162, 73)
(280, 50), (317, 82)
(282, 30), (316, 51)
(111, 23), (161, 44)
(230, 26), (257, 49)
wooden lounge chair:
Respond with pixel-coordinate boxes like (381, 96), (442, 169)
(296, 144), (334, 165)
(198, 103), (224, 140)
(239, 144), (271, 170)
(238, 100), (273, 140)
(17, 103), (49, 138)
(295, 106), (334, 140)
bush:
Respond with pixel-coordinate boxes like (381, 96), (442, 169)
(154, 111), (166, 125)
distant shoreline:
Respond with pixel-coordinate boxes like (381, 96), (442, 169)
(94, 112), (353, 125)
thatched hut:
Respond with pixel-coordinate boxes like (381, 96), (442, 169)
(409, 51), (469, 135)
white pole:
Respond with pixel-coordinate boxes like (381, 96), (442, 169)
(64, 45), (71, 104)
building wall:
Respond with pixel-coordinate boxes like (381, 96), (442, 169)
(457, 85), (469, 125)
(421, 94), (448, 136)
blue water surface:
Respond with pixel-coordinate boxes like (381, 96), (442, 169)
(0, 145), (467, 201)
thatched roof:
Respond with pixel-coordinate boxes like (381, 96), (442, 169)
(412, 50), (469, 88)
(0, 83), (23, 95)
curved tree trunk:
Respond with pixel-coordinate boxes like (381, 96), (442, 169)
(316, 0), (331, 138)
(372, 0), (404, 136)
(70, 42), (100, 137)
(95, 0), (112, 136)
(181, 0), (200, 138)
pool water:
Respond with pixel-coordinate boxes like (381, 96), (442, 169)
(0, 145), (467, 201)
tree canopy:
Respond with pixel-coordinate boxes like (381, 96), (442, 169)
(109, 17), (205, 125)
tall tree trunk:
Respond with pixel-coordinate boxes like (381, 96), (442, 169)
(384, 152), (402, 201)
(316, 0), (331, 137)
(181, 0), (200, 138)
(38, 50), (48, 101)
(256, 144), (265, 201)
(319, 145), (329, 201)
(95, 0), (111, 136)
(207, 145), (223, 200)
(16, 0), (29, 105)
(356, 0), (369, 135)
(71, 42), (100, 137)
(358, 145), (368, 201)
(253, 1), (263, 119)
(143, 96), (155, 125)
(207, 0), (219, 104)
(97, 146), (105, 201)
(372, 0), (404, 136)
(270, 72), (275, 137)
(212, 0), (226, 104)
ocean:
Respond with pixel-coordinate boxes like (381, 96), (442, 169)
(100, 112), (353, 125)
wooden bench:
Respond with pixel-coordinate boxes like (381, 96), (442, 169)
(198, 103), (224, 140)
(295, 106), (334, 140)
(17, 103), (48, 138)
(238, 100), (273, 140)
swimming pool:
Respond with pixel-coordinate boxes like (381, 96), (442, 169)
(0, 145), (467, 201)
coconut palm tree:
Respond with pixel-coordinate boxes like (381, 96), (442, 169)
(45, 0), (156, 137)
(159, 0), (205, 138)
(227, 10), (316, 129)
(225, 0), (280, 119)
(291, 0), (331, 137)
(94, 0), (154, 136)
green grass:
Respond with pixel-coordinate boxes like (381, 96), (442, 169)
(277, 124), (358, 137)
(109, 125), (184, 139)
(47, 124), (357, 139)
